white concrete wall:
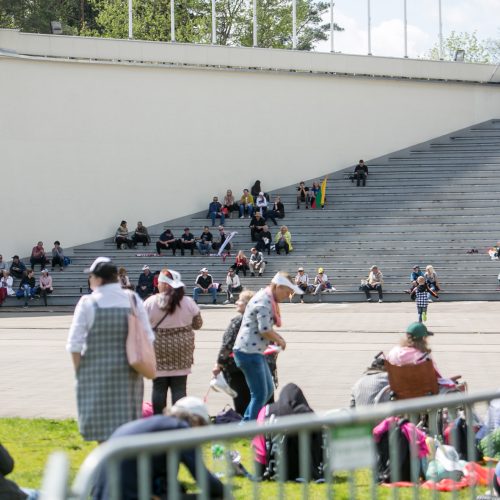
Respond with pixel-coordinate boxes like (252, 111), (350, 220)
(1, 32), (500, 260)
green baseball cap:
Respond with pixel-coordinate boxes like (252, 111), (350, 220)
(406, 322), (433, 338)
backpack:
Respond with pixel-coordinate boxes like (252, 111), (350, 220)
(376, 418), (420, 483)
(263, 419), (324, 481)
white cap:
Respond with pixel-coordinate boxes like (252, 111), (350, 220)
(84, 257), (111, 273)
(41, 269), (49, 274)
(158, 270), (185, 289)
(142, 265), (150, 271)
(298, 267), (304, 271)
(271, 272), (304, 294)
(200, 267), (208, 273)
(171, 396), (210, 424)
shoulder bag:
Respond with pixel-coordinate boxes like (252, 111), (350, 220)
(127, 292), (157, 379)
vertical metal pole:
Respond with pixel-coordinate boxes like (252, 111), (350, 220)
(403, 0), (408, 57)
(292, 0), (297, 49)
(128, 0), (133, 39)
(212, 0), (216, 44)
(330, 1), (335, 53)
(171, 0), (175, 42)
(438, 0), (443, 59)
(253, 0), (257, 47)
(367, 0), (372, 55)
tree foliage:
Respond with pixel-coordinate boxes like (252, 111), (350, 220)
(0, 0), (342, 50)
(0, 0), (98, 34)
(427, 30), (496, 64)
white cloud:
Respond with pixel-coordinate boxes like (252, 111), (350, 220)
(314, 1), (499, 58)
(315, 13), (432, 59)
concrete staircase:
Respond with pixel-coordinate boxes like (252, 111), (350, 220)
(5, 119), (500, 307)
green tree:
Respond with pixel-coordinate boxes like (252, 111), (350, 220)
(427, 30), (494, 63)
(238, 0), (341, 50)
(0, 0), (98, 34)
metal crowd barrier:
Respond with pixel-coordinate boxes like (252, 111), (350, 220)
(40, 389), (500, 500)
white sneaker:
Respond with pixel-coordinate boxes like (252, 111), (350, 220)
(240, 215), (244, 219)
(223, 300), (231, 305)
(378, 299), (383, 303)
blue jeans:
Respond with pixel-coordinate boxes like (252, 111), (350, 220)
(234, 350), (274, 420)
(193, 286), (218, 303)
(210, 211), (225, 226)
(196, 241), (210, 255)
(22, 285), (35, 304)
(239, 204), (254, 217)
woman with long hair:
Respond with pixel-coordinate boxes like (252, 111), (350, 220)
(233, 272), (304, 420)
(425, 265), (440, 294)
(143, 269), (203, 414)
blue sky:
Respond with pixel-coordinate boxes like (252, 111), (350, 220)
(314, 0), (500, 58)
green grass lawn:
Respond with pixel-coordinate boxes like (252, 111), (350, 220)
(0, 418), (488, 499)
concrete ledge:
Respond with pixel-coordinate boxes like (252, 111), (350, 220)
(1, 29), (500, 84)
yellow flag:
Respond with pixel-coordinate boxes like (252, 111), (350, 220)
(320, 176), (328, 206)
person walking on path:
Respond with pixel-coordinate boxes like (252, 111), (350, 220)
(143, 269), (203, 415)
(66, 257), (155, 442)
(233, 272), (303, 421)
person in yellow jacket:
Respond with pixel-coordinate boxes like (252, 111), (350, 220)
(274, 226), (293, 255)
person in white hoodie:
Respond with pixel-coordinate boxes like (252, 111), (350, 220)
(0, 270), (14, 306)
(224, 268), (242, 304)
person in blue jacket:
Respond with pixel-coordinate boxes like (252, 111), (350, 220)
(93, 397), (223, 500)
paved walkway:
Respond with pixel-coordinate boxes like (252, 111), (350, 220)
(0, 302), (499, 418)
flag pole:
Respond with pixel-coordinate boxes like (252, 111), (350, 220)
(171, 0), (175, 42)
(128, 0), (133, 39)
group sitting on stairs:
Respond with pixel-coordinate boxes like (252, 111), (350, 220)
(0, 241), (67, 308)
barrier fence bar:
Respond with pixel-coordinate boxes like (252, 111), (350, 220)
(292, 0), (297, 49)
(62, 389), (500, 500)
(211, 0), (216, 45)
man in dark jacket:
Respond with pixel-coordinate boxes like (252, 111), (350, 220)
(10, 256), (26, 280)
(92, 397), (223, 500)
(207, 196), (225, 227)
(353, 160), (369, 186)
(0, 443), (33, 499)
(136, 265), (155, 299)
(156, 229), (178, 256)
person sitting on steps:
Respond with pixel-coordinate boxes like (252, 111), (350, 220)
(293, 267), (312, 303)
(255, 192), (268, 217)
(296, 181), (310, 209)
(361, 265), (383, 303)
(249, 247), (266, 277)
(256, 225), (272, 255)
(274, 225), (293, 255)
(136, 265), (155, 300)
(132, 221), (151, 247)
(231, 250), (249, 277)
(156, 228), (178, 256)
(212, 225), (231, 253)
(353, 160), (368, 187)
(223, 189), (239, 218)
(196, 226), (213, 256)
(9, 256), (26, 280)
(115, 221), (134, 249)
(249, 212), (266, 242)
(30, 241), (47, 271)
(266, 196), (285, 225)
(239, 189), (254, 219)
(207, 196), (225, 227)
(51, 241), (65, 271)
(224, 268), (242, 304)
(193, 268), (218, 304)
(178, 228), (196, 256)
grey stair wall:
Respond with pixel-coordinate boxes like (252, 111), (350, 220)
(5, 119), (500, 307)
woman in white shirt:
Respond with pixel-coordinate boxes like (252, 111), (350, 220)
(66, 257), (154, 442)
(0, 270), (14, 306)
(224, 268), (242, 304)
